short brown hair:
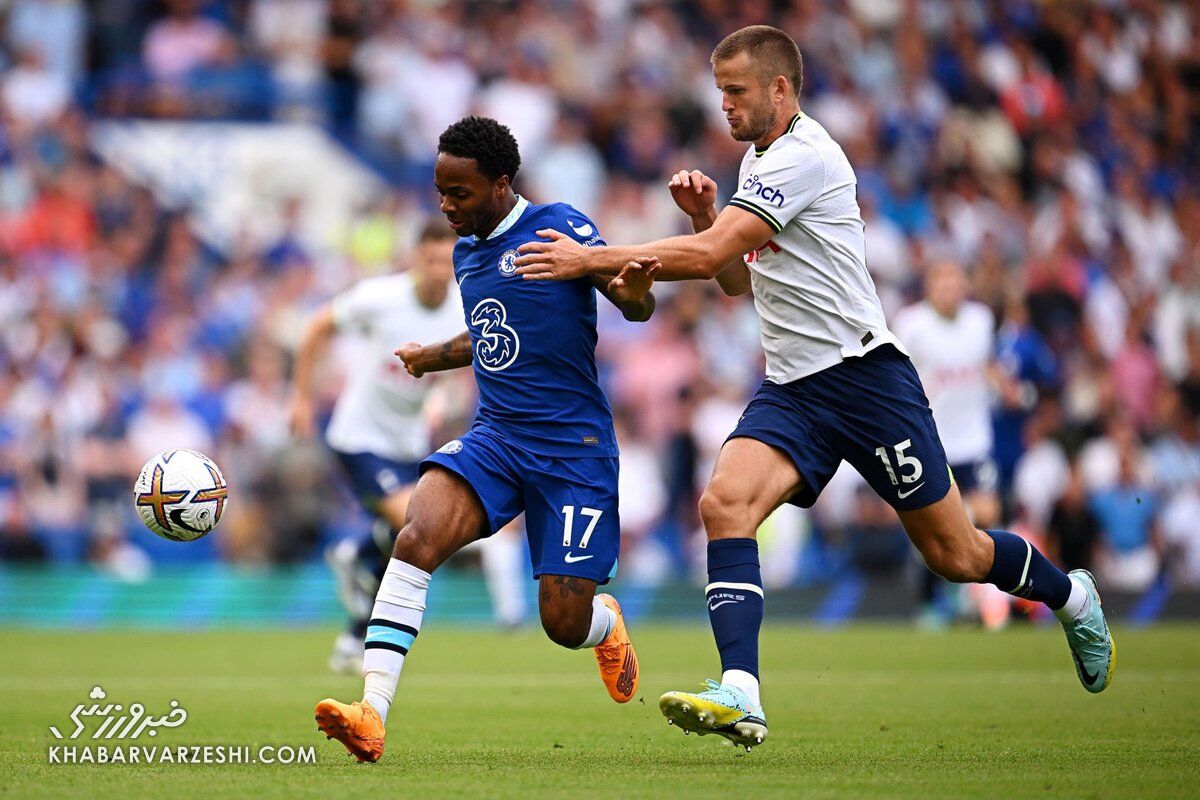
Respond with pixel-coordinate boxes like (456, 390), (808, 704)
(711, 25), (804, 97)
(418, 217), (458, 243)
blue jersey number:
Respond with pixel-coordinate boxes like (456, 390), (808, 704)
(470, 298), (520, 372)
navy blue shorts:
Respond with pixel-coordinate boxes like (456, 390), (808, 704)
(421, 426), (620, 584)
(730, 345), (952, 511)
(950, 458), (998, 494)
(333, 450), (422, 513)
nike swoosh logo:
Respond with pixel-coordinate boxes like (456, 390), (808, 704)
(564, 552), (593, 563)
(707, 599), (739, 611)
(457, 274), (468, 287)
(1072, 651), (1100, 686)
(897, 482), (925, 500)
(168, 508), (207, 534)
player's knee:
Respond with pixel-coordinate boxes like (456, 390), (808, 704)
(539, 603), (589, 648)
(390, 522), (439, 573)
(698, 483), (747, 538)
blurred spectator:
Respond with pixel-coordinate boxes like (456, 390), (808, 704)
(1013, 398), (1070, 531)
(1089, 446), (1161, 592)
(7, 0), (85, 86)
(248, 0), (326, 120)
(321, 0), (362, 131)
(1046, 466), (1099, 573)
(142, 0), (230, 84)
(1161, 481), (1200, 588)
(1, 46), (69, 126)
(527, 114), (606, 213)
(0, 493), (47, 562)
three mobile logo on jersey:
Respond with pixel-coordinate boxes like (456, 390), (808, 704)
(741, 174), (785, 208)
(469, 299), (520, 372)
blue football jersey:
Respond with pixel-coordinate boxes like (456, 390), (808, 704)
(452, 196), (616, 459)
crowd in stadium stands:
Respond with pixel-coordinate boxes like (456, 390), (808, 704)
(0, 1), (1198, 600)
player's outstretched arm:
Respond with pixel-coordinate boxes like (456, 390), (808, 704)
(514, 207), (772, 284)
(289, 304), (337, 438)
(394, 331), (473, 378)
(594, 256), (659, 322)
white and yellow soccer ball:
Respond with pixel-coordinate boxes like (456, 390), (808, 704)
(133, 449), (228, 541)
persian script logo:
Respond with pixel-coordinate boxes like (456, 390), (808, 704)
(50, 686), (187, 740)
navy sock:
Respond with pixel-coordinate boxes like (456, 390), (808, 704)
(706, 538), (764, 678)
(984, 529), (1071, 610)
(358, 524), (393, 581)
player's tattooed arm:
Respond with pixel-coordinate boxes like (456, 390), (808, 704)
(594, 257), (659, 322)
(394, 331), (473, 377)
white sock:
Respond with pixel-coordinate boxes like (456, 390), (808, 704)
(1054, 575), (1089, 622)
(481, 529), (527, 627)
(361, 559), (430, 723)
(722, 669), (761, 708)
(574, 596), (616, 649)
(362, 672), (394, 720)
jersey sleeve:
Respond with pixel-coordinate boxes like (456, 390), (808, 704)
(728, 139), (826, 234)
(330, 277), (386, 333)
(553, 204), (606, 247)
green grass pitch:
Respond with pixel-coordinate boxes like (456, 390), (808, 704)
(2, 624), (1197, 799)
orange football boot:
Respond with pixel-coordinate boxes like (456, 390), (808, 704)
(315, 699), (385, 763)
(594, 594), (639, 703)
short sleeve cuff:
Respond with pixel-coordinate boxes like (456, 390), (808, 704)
(728, 197), (783, 234)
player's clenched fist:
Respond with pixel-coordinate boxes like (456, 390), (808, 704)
(668, 169), (718, 218)
(393, 342), (426, 378)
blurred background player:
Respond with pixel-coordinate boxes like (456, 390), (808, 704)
(893, 260), (1002, 628)
(290, 219), (526, 672)
(315, 117), (656, 762)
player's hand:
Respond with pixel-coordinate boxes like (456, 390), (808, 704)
(607, 257), (660, 303)
(394, 342), (426, 378)
(288, 394), (315, 438)
(668, 169), (718, 218)
(514, 229), (592, 281)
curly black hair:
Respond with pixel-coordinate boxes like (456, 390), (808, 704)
(437, 116), (521, 183)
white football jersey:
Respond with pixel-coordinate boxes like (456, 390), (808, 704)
(892, 300), (995, 464)
(325, 272), (463, 462)
(730, 113), (905, 383)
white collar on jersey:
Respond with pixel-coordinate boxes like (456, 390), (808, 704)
(477, 195), (529, 241)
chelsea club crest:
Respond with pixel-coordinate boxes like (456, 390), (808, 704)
(498, 249), (518, 276)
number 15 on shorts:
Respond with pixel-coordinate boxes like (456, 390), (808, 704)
(562, 505), (603, 549)
(874, 439), (924, 485)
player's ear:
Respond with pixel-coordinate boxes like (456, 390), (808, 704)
(494, 174), (510, 199)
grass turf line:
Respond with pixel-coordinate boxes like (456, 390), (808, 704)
(2, 624), (1197, 799)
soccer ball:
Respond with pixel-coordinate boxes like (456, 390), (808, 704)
(133, 449), (229, 541)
